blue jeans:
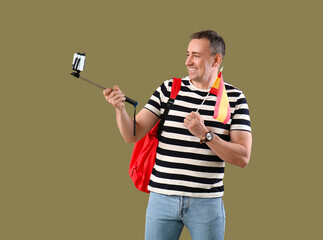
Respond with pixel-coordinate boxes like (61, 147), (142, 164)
(145, 192), (225, 240)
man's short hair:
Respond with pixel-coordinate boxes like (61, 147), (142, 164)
(190, 30), (225, 57)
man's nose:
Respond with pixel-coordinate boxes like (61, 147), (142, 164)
(185, 56), (193, 66)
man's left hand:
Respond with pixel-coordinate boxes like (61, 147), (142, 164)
(183, 112), (209, 139)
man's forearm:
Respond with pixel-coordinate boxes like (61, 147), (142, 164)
(115, 108), (137, 143)
(206, 132), (252, 168)
(115, 108), (160, 143)
(104, 86), (159, 144)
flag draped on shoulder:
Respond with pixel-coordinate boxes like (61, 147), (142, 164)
(209, 70), (231, 124)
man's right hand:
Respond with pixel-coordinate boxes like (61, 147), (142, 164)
(103, 85), (126, 110)
(103, 85), (159, 143)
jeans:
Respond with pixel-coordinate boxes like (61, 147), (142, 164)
(145, 192), (225, 240)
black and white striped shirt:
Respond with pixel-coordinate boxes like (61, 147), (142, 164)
(144, 77), (251, 198)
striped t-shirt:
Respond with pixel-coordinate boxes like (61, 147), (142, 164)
(144, 76), (251, 198)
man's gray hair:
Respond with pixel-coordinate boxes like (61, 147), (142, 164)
(190, 30), (226, 57)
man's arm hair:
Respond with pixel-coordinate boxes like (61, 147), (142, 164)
(116, 108), (159, 143)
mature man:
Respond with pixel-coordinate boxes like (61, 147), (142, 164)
(103, 30), (252, 240)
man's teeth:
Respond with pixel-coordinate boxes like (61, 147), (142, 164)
(189, 69), (197, 71)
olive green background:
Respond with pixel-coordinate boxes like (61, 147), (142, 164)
(1, 0), (322, 239)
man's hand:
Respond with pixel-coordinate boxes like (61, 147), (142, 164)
(183, 112), (209, 139)
(103, 85), (126, 110)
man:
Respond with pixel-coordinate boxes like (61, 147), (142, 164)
(103, 30), (252, 240)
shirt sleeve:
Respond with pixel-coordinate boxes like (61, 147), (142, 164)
(230, 92), (252, 132)
(144, 79), (172, 118)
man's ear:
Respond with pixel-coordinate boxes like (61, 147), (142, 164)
(212, 54), (222, 68)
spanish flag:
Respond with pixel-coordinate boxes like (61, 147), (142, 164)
(209, 70), (231, 124)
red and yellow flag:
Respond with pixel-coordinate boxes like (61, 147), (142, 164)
(209, 71), (231, 124)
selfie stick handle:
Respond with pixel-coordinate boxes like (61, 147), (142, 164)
(71, 72), (138, 107)
(124, 96), (138, 107)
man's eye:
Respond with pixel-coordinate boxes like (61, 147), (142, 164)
(194, 55), (200, 58)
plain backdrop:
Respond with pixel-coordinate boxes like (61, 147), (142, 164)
(1, 0), (322, 239)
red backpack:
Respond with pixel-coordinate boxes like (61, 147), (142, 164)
(129, 78), (182, 193)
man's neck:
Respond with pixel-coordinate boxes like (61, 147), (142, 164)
(190, 79), (211, 90)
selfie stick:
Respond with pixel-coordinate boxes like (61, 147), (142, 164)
(71, 71), (138, 107)
(70, 53), (138, 107)
(70, 52), (138, 136)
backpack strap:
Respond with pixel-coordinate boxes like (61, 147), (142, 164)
(157, 78), (182, 138)
(170, 78), (182, 99)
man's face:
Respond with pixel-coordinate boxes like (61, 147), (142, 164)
(185, 38), (215, 83)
